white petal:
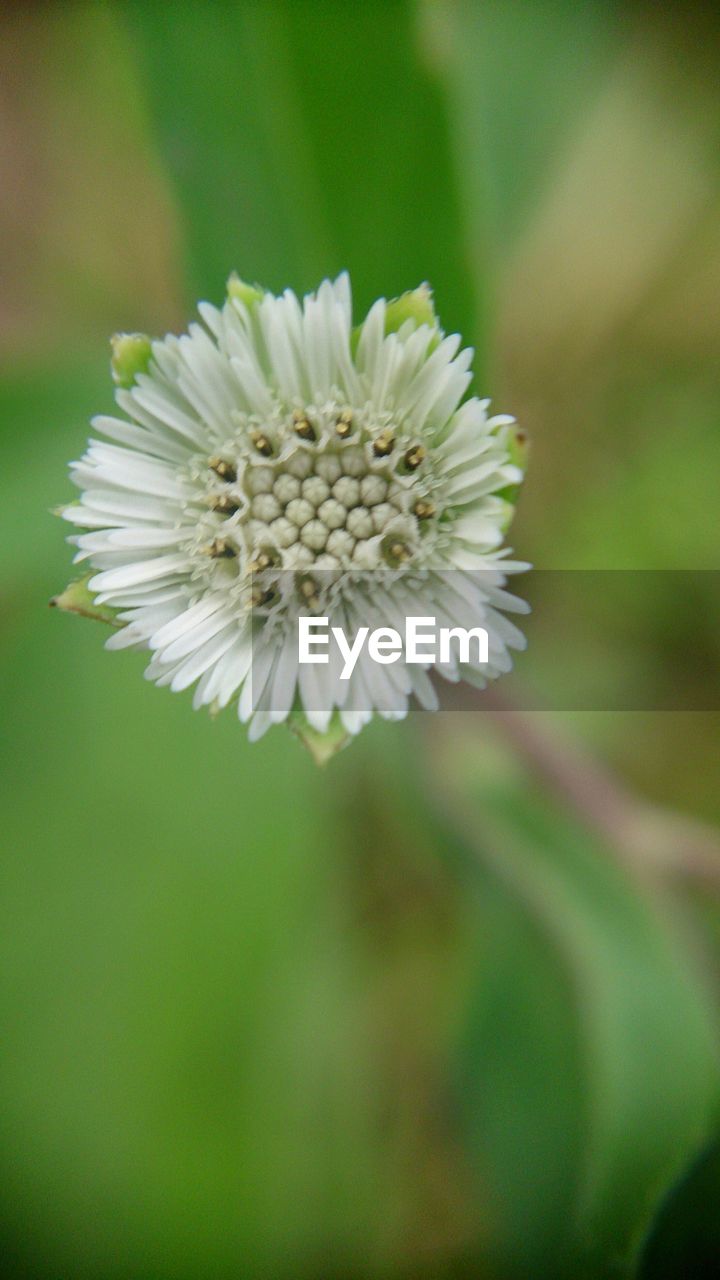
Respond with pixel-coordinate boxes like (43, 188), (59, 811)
(88, 554), (190, 593)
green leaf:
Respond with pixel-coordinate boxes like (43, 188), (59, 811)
(122, 0), (474, 332)
(424, 0), (615, 254)
(448, 781), (720, 1277)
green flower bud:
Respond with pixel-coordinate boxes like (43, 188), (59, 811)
(497, 497), (517, 534)
(507, 424), (530, 471)
(226, 273), (264, 309)
(384, 283), (436, 334)
(110, 332), (152, 389)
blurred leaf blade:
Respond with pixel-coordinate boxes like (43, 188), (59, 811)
(447, 776), (720, 1277)
(121, 0), (476, 334)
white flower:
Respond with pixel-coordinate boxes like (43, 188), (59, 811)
(63, 274), (529, 750)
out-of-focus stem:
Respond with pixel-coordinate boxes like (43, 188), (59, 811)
(431, 683), (720, 889)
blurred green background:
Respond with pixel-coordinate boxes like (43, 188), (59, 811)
(2, 2), (720, 1276)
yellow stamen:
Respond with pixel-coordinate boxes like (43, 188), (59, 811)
(250, 431), (273, 457)
(292, 410), (316, 441)
(404, 444), (426, 471)
(210, 494), (240, 514)
(251, 586), (275, 607)
(414, 499), (436, 519)
(204, 538), (236, 558)
(373, 429), (394, 457)
(248, 551), (275, 573)
(208, 456), (236, 482)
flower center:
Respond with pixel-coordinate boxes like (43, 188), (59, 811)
(196, 401), (439, 613)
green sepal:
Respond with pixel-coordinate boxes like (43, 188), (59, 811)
(226, 273), (264, 309)
(110, 332), (153, 389)
(50, 574), (122, 627)
(288, 707), (350, 766)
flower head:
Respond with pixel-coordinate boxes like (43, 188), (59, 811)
(62, 274), (528, 757)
